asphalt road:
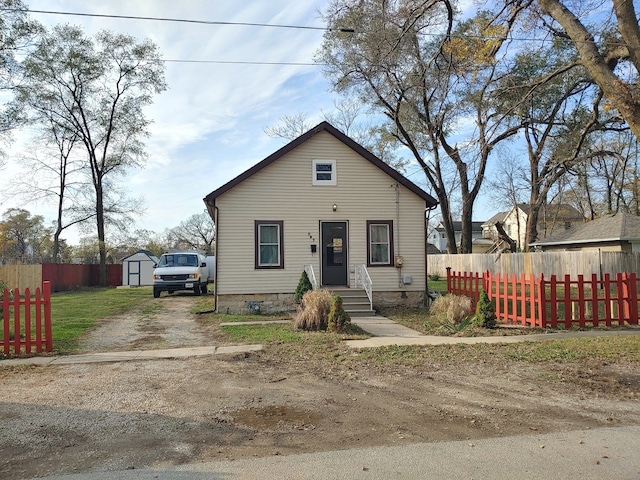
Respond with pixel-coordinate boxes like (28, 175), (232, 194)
(34, 425), (640, 480)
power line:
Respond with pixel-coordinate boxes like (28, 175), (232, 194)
(18, 8), (355, 33)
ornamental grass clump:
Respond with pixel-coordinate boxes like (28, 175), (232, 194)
(429, 294), (472, 325)
(294, 289), (332, 331)
(327, 295), (351, 333)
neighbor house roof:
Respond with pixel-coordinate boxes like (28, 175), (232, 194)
(530, 212), (640, 247)
(203, 121), (438, 207)
(482, 211), (508, 227)
(434, 221), (484, 232)
(515, 203), (583, 220)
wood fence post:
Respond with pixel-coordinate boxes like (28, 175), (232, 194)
(446, 267), (452, 294)
(13, 287), (21, 354)
(44, 281), (52, 352)
(2, 289), (9, 355)
(629, 273), (639, 325)
(24, 287), (32, 355)
(537, 274), (545, 328)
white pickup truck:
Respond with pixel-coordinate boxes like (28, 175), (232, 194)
(152, 251), (212, 298)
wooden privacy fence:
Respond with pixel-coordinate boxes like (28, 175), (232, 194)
(446, 268), (639, 329)
(2, 281), (52, 355)
(0, 263), (122, 292)
(429, 251), (640, 279)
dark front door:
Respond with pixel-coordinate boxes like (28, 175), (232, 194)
(321, 222), (348, 286)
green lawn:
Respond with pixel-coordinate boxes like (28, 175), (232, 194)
(50, 287), (154, 354)
(2, 287), (639, 368)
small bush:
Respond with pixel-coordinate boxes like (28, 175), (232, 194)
(473, 289), (497, 328)
(327, 295), (351, 333)
(294, 289), (332, 331)
(428, 273), (440, 281)
(294, 270), (313, 304)
(429, 294), (472, 324)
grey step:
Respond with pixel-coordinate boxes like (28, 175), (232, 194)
(346, 309), (376, 317)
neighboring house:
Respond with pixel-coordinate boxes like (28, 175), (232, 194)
(203, 121), (438, 314)
(121, 249), (159, 286)
(427, 221), (484, 253)
(502, 204), (584, 250)
(477, 211), (510, 253)
(530, 212), (640, 252)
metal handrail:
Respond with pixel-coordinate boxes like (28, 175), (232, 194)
(354, 264), (373, 310)
(304, 264), (318, 290)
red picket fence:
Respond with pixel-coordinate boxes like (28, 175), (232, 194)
(1, 281), (52, 355)
(446, 268), (640, 328)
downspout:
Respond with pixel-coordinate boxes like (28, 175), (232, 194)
(395, 182), (402, 288)
(213, 204), (219, 312)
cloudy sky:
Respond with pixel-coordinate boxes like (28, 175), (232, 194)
(2, 0), (494, 245)
(1, 0), (351, 243)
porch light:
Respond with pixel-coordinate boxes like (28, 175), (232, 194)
(332, 203), (337, 212)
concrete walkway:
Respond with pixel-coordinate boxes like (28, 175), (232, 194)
(349, 315), (640, 348)
(2, 316), (639, 366)
(0, 344), (263, 366)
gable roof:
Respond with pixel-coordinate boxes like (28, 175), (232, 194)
(482, 211), (508, 227)
(531, 212), (640, 247)
(435, 221), (484, 232)
(515, 203), (583, 220)
(203, 121), (438, 207)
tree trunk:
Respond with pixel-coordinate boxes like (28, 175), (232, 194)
(536, 0), (640, 139)
(95, 181), (107, 286)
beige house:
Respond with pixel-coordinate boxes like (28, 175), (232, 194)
(203, 122), (438, 314)
(530, 212), (640, 252)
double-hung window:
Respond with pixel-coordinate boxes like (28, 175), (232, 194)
(367, 220), (393, 266)
(312, 160), (337, 186)
(255, 221), (284, 269)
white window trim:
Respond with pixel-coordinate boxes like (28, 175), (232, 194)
(312, 159), (337, 186)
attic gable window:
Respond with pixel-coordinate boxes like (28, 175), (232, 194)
(255, 221), (284, 269)
(312, 159), (337, 186)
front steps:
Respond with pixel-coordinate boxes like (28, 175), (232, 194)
(330, 287), (374, 317)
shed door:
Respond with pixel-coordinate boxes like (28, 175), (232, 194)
(128, 261), (141, 286)
(321, 222), (348, 286)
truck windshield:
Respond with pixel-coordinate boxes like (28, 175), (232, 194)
(158, 254), (198, 267)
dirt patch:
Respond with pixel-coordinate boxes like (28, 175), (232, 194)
(79, 292), (222, 352)
(0, 294), (639, 479)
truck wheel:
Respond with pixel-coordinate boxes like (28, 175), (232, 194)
(193, 284), (201, 296)
(153, 288), (160, 298)
(200, 284), (207, 294)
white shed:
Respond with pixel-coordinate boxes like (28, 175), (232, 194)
(121, 249), (159, 286)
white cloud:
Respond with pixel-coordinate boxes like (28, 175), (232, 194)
(1, 0), (338, 243)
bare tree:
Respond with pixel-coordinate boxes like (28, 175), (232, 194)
(535, 0), (640, 139)
(319, 1), (529, 252)
(165, 213), (216, 254)
(13, 25), (167, 283)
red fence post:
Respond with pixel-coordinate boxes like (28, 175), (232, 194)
(536, 274), (545, 328)
(628, 273), (639, 326)
(24, 287), (32, 355)
(43, 281), (52, 352)
(2, 289), (9, 355)
(12, 287), (21, 354)
(35, 285), (43, 353)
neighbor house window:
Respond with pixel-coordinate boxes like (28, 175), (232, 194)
(312, 159), (337, 186)
(367, 220), (394, 266)
(255, 221), (284, 269)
